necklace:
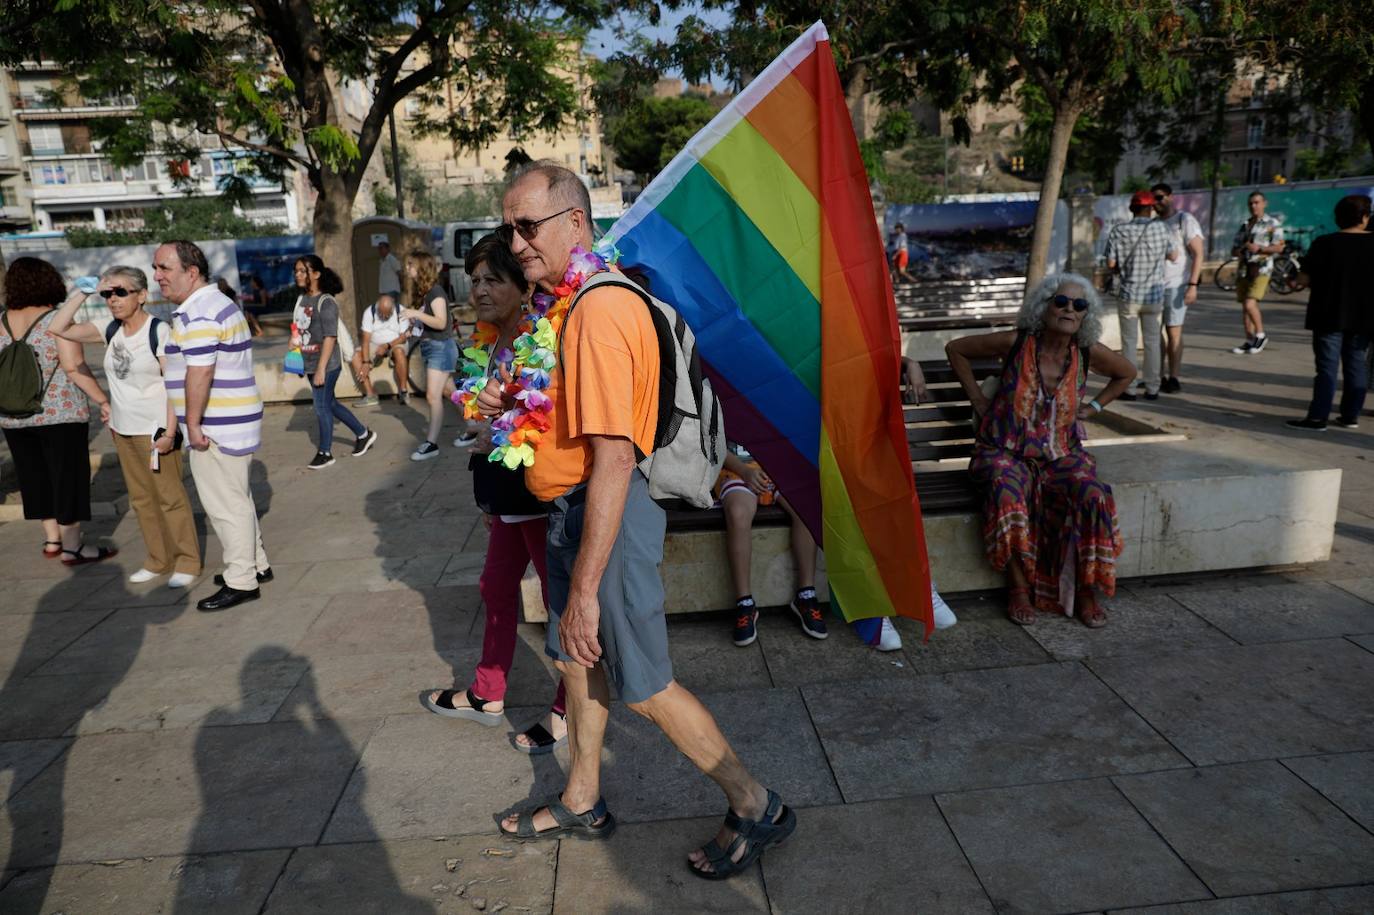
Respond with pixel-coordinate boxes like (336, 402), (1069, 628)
(452, 246), (612, 469)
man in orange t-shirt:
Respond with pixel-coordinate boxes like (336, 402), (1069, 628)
(479, 162), (794, 879)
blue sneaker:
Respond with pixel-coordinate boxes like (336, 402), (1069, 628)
(733, 597), (759, 647)
(790, 588), (829, 639)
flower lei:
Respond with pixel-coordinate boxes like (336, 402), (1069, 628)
(452, 245), (613, 469)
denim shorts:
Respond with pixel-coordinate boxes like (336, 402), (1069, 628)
(544, 471), (672, 704)
(1163, 285), (1188, 328)
(419, 336), (458, 373)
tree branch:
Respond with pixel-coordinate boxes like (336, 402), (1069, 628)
(372, 0), (469, 110)
(207, 126), (313, 171)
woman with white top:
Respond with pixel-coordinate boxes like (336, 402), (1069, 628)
(50, 265), (201, 586)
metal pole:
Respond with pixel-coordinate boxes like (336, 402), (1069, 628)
(389, 110), (405, 220)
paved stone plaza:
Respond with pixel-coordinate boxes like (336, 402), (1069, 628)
(2, 287), (1373, 913)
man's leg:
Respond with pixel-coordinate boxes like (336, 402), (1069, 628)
(1244, 296), (1264, 338)
(1140, 308), (1162, 395)
(1338, 334), (1369, 423)
(1118, 303), (1141, 380)
(189, 445), (258, 590)
(350, 349), (375, 396)
(1307, 331), (1341, 421)
(1165, 325), (1184, 379)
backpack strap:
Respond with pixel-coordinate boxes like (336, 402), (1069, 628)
(105, 319), (120, 345)
(147, 316), (162, 355)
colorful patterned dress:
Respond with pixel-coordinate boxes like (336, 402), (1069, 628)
(968, 333), (1122, 617)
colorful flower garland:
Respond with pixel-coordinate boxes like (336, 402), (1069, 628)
(452, 246), (612, 469)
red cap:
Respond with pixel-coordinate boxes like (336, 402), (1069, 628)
(1130, 190), (1158, 208)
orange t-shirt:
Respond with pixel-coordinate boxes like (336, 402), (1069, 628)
(524, 284), (660, 501)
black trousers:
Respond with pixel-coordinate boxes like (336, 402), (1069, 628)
(2, 422), (91, 524)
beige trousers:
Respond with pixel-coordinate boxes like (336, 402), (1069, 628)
(112, 432), (202, 575)
(188, 442), (268, 590)
(1118, 301), (1163, 395)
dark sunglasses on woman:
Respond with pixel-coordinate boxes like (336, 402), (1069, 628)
(1052, 294), (1090, 312)
(99, 287), (133, 299)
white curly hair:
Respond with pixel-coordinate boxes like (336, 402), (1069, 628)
(1016, 272), (1104, 348)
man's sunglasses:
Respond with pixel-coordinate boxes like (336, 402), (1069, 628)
(99, 287), (134, 299)
(1052, 294), (1090, 312)
(496, 206), (577, 243)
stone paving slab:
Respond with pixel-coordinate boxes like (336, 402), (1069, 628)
(662, 620), (773, 694)
(1089, 639), (1374, 765)
(292, 587), (478, 661)
(435, 551), (489, 588)
(755, 611), (916, 687)
(266, 835), (555, 914)
(805, 663), (1188, 801)
(301, 554), (454, 594)
(0, 675), (123, 740)
(0, 609), (113, 681)
(1352, 633), (1374, 653)
(1168, 581), (1374, 644)
(937, 778), (1210, 914)
(1280, 750), (1374, 833)
(1112, 761), (1374, 896)
(552, 815), (769, 913)
(1333, 576), (1374, 605)
(0, 849), (287, 915)
(2, 574), (113, 615)
(761, 796), (995, 914)
(1, 717), (379, 866)
(1110, 884), (1374, 914)
(1022, 591), (1236, 661)
(0, 739), (68, 800)
(28, 595), (330, 678)
(896, 596), (1052, 675)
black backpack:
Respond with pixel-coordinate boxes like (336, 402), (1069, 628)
(0, 311), (58, 418)
(105, 316), (163, 352)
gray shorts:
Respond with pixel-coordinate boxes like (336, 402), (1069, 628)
(545, 471), (672, 703)
(1163, 285), (1188, 328)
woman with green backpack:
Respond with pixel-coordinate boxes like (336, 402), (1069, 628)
(0, 257), (117, 565)
(50, 264), (201, 587)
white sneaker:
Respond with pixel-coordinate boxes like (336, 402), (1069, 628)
(167, 572), (195, 589)
(876, 617), (903, 651)
(411, 441), (440, 461)
(932, 586), (958, 630)
(128, 568), (159, 584)
(453, 432), (479, 448)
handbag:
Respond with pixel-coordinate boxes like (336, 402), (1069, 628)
(469, 453), (546, 516)
(284, 295), (306, 375)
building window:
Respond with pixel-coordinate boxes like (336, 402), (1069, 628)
(1247, 118), (1265, 148)
(1246, 158), (1263, 184)
(28, 125), (65, 156)
(79, 159), (114, 183)
(32, 164), (68, 185)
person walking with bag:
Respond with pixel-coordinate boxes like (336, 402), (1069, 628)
(0, 257), (117, 565)
(49, 265), (200, 585)
(1104, 190), (1179, 400)
(292, 255), (378, 469)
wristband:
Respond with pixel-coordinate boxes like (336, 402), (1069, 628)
(1089, 399), (1103, 413)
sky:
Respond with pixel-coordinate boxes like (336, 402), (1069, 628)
(584, 5), (734, 88)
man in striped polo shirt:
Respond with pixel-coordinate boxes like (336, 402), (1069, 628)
(155, 240), (271, 612)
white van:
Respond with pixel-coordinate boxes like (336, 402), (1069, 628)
(440, 218), (501, 302)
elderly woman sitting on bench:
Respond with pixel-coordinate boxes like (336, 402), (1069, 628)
(945, 272), (1136, 629)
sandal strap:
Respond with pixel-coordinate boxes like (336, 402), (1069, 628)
(521, 722), (556, 748)
(465, 688), (491, 712)
(546, 797), (606, 829)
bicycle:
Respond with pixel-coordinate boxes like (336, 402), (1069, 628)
(1214, 227), (1311, 294)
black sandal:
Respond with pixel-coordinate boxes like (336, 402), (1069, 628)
(418, 687), (503, 726)
(513, 710), (567, 755)
(60, 543), (118, 566)
(500, 797), (616, 842)
(43, 540), (62, 558)
(689, 789), (796, 881)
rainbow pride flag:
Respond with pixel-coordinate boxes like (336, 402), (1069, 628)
(606, 21), (934, 631)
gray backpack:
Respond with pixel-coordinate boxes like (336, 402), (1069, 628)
(565, 273), (725, 508)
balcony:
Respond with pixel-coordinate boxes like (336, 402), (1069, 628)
(0, 204), (32, 224)
(11, 93), (138, 120)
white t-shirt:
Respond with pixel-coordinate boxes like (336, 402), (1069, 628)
(378, 253), (402, 296)
(1161, 211), (1203, 289)
(104, 317), (170, 436)
(360, 301), (406, 349)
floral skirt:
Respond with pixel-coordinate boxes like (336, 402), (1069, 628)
(969, 446), (1122, 616)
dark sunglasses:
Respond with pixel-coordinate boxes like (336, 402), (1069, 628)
(496, 206), (577, 243)
(99, 287), (134, 299)
(1052, 294), (1090, 312)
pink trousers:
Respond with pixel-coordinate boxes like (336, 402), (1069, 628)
(473, 515), (566, 714)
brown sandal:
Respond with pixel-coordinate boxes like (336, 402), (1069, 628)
(1077, 589), (1108, 628)
(1007, 587), (1035, 626)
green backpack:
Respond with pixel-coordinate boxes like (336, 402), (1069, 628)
(0, 311), (57, 418)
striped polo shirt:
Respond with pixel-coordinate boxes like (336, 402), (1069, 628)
(164, 283), (263, 455)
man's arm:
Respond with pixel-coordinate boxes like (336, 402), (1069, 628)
(184, 365), (214, 449)
(559, 434), (637, 667)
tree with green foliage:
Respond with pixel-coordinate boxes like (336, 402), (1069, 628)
(5, 0), (594, 326)
(605, 94), (717, 182)
(63, 197), (287, 248)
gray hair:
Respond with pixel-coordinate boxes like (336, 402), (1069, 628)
(100, 264), (148, 291)
(506, 159), (593, 228)
(1017, 272), (1104, 348)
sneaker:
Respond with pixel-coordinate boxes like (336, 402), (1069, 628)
(411, 441), (440, 461)
(1247, 334), (1268, 354)
(1333, 417), (1360, 430)
(1161, 377), (1182, 394)
(397, 392), (409, 406)
(352, 429), (378, 457)
(167, 572), (195, 589)
(1285, 418), (1328, 432)
(454, 431), (479, 448)
(1144, 391), (1160, 401)
(932, 587), (958, 630)
(733, 598), (759, 647)
(307, 451), (335, 469)
(876, 617), (903, 651)
(128, 568), (159, 584)
(1231, 338), (1255, 354)
(790, 588), (829, 639)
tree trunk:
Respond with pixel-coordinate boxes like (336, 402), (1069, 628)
(843, 63), (870, 139)
(313, 167), (358, 333)
(1026, 103), (1078, 290)
(1205, 87), (1227, 259)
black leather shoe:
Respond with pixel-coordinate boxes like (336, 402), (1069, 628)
(197, 585), (261, 612)
(213, 568), (273, 586)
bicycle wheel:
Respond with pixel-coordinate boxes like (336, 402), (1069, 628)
(1270, 257), (1295, 295)
(1213, 259), (1239, 292)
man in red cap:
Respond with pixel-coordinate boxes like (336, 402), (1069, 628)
(1104, 190), (1180, 400)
